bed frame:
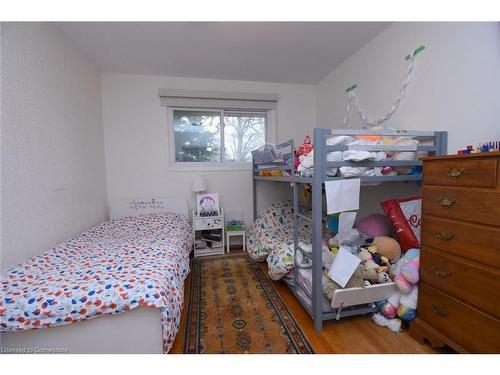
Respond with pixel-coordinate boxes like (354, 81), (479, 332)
(252, 128), (447, 332)
(1, 196), (189, 354)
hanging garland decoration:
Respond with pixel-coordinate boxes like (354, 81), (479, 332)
(343, 45), (426, 129)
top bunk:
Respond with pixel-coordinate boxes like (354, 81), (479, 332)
(252, 128), (447, 184)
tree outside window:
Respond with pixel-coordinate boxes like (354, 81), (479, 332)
(173, 109), (266, 163)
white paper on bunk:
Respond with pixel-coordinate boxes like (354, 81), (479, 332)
(338, 211), (357, 242)
(324, 178), (360, 214)
(328, 247), (361, 288)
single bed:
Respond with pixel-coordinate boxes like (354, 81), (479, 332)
(0, 197), (192, 354)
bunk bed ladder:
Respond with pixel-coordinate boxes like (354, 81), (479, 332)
(292, 141), (299, 295)
(312, 127), (328, 332)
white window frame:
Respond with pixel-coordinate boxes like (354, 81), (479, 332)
(166, 106), (276, 171)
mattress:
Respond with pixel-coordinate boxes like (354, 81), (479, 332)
(283, 269), (333, 312)
(0, 212), (193, 353)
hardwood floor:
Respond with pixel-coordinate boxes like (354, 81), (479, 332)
(170, 251), (440, 354)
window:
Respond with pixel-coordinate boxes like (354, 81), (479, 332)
(171, 108), (268, 164)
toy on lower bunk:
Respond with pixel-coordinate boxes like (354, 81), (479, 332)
(372, 248), (420, 332)
(381, 196), (422, 252)
(319, 230), (403, 299)
(357, 213), (393, 238)
(355, 236), (401, 284)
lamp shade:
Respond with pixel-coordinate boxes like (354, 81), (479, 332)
(192, 176), (208, 193)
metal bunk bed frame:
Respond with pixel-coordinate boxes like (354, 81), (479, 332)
(252, 128), (447, 332)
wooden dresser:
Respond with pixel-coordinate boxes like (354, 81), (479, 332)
(409, 152), (500, 353)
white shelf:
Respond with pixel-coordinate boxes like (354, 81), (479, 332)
(192, 208), (225, 258)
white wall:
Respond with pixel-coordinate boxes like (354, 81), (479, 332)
(101, 73), (316, 225)
(1, 23), (108, 271)
(317, 22), (500, 152)
(317, 22), (500, 218)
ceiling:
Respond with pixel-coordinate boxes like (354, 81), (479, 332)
(57, 22), (389, 84)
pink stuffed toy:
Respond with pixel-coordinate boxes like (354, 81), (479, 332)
(380, 302), (397, 319)
(377, 249), (421, 332)
(395, 273), (413, 294)
(394, 249), (420, 294)
(401, 259), (420, 284)
(296, 135), (313, 157)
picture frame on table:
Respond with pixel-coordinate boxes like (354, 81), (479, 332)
(196, 193), (220, 216)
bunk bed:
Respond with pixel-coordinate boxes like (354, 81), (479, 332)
(252, 128), (447, 332)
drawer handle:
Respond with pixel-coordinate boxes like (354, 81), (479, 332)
(434, 266), (452, 278)
(445, 168), (466, 178)
(435, 231), (455, 241)
(432, 303), (449, 317)
(437, 197), (456, 208)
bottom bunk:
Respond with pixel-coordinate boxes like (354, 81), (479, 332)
(247, 199), (421, 333)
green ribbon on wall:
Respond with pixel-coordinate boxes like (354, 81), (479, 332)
(345, 45), (426, 92)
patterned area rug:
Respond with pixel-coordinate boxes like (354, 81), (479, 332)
(183, 253), (314, 354)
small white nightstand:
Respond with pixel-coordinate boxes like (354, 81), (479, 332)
(192, 209), (225, 257)
(226, 230), (246, 253)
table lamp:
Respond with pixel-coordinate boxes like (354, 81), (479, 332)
(192, 175), (207, 194)
(192, 176), (208, 215)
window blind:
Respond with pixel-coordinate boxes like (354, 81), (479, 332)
(158, 89), (278, 110)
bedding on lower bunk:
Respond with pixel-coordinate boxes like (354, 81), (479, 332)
(283, 268), (333, 312)
(0, 212), (193, 353)
(247, 201), (321, 280)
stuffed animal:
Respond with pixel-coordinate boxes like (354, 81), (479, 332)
(397, 286), (418, 320)
(372, 236), (401, 263)
(356, 247), (379, 283)
(296, 135), (313, 157)
(372, 313), (401, 333)
(394, 248), (420, 294)
(377, 271), (391, 284)
(376, 248), (421, 332)
(366, 245), (390, 270)
(378, 291), (400, 320)
(322, 263), (373, 300)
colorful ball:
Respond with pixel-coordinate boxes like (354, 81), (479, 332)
(380, 302), (397, 319)
(357, 214), (393, 238)
(395, 273), (413, 294)
(397, 304), (416, 321)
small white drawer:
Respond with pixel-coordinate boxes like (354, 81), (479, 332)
(193, 216), (223, 230)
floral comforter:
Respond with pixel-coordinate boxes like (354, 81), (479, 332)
(0, 213), (193, 353)
(247, 201), (314, 280)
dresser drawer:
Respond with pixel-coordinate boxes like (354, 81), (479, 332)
(421, 216), (500, 268)
(418, 283), (500, 353)
(423, 158), (497, 188)
(422, 186), (500, 226)
(420, 247), (500, 318)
